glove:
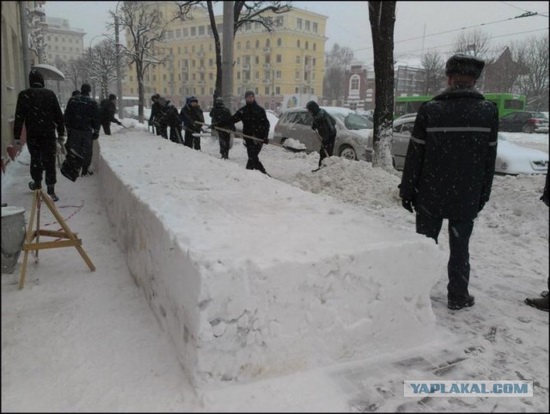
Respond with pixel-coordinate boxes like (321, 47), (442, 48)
(117, 120), (123, 126)
(478, 200), (486, 212)
(402, 199), (415, 213)
(263, 137), (269, 145)
(92, 132), (99, 140)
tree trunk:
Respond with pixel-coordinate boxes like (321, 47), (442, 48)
(368, 1), (396, 170)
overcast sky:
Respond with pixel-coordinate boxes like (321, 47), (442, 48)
(44, 1), (549, 65)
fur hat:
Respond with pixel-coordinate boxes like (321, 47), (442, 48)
(244, 90), (255, 98)
(445, 54), (485, 80)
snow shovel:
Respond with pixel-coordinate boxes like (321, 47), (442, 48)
(196, 121), (307, 152)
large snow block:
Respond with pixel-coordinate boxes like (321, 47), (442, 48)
(99, 136), (445, 388)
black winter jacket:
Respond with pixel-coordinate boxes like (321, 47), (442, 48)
(311, 108), (337, 146)
(399, 87), (498, 219)
(100, 99), (120, 125)
(226, 101), (269, 142)
(14, 75), (64, 141)
(180, 103), (204, 133)
(64, 94), (100, 133)
(210, 103), (235, 134)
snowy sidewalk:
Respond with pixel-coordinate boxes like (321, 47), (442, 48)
(2, 124), (548, 412)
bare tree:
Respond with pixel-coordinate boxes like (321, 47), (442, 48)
(323, 44), (354, 104)
(514, 34), (549, 110)
(86, 40), (119, 101)
(111, 1), (172, 123)
(175, 1), (292, 101)
(452, 29), (491, 57)
(420, 51), (445, 95)
(368, 1), (396, 170)
(64, 57), (89, 92)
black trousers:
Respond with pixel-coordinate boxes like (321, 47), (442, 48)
(169, 127), (183, 144)
(101, 122), (111, 135)
(218, 131), (231, 159)
(319, 138), (335, 167)
(27, 138), (57, 186)
(416, 214), (474, 302)
(67, 129), (94, 172)
(245, 140), (267, 174)
(184, 129), (201, 150)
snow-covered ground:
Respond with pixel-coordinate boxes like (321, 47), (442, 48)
(1, 120), (548, 412)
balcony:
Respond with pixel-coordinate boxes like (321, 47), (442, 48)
(263, 64), (270, 70)
(242, 64), (250, 70)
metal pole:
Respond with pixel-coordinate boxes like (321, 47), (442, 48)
(115, 15), (124, 119)
(222, 1), (234, 112)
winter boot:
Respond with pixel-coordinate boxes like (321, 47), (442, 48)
(47, 185), (59, 202)
(524, 296), (549, 312)
(81, 168), (94, 177)
(447, 295), (475, 310)
(28, 180), (41, 190)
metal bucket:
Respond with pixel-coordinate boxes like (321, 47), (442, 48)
(1, 206), (26, 274)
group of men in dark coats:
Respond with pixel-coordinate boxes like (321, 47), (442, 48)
(148, 90), (270, 174)
(13, 69), (122, 201)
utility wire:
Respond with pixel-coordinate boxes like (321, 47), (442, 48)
(351, 10), (545, 54)
(363, 27), (549, 65)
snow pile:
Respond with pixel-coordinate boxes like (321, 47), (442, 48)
(98, 134), (446, 387)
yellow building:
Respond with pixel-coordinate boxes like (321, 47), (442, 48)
(124, 3), (327, 111)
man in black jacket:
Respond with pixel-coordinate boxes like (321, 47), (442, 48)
(209, 97), (235, 159)
(63, 83), (100, 177)
(180, 96), (205, 150)
(148, 93), (162, 136)
(99, 94), (122, 135)
(218, 91), (270, 175)
(14, 69), (65, 201)
(399, 54), (499, 311)
(306, 100), (337, 170)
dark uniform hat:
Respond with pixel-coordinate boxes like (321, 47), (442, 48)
(244, 90), (255, 98)
(445, 54), (485, 80)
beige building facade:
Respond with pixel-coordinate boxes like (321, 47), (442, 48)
(124, 4), (327, 111)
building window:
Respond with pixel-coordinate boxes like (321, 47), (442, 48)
(296, 56), (300, 64)
(183, 28), (188, 37)
(265, 87), (269, 95)
(305, 41), (308, 50)
(295, 71), (300, 80)
(246, 40), (250, 49)
(255, 40), (260, 48)
(255, 71), (259, 80)
(191, 27), (196, 36)
(297, 40), (300, 48)
(313, 43), (316, 51)
(297, 18), (302, 29)
(276, 70), (281, 79)
(313, 22), (318, 33)
(199, 26), (205, 36)
(276, 86), (281, 94)
(237, 42), (241, 49)
(276, 54), (282, 63)
(265, 39), (270, 47)
(277, 38), (282, 47)
(305, 20), (310, 31)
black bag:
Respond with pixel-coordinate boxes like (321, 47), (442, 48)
(60, 148), (84, 182)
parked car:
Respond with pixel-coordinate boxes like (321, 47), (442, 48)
(394, 112), (417, 120)
(273, 107), (373, 161)
(499, 111), (549, 134)
(387, 116), (548, 175)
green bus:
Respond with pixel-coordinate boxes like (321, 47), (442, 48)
(394, 93), (526, 119)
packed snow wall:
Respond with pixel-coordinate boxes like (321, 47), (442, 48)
(99, 136), (445, 388)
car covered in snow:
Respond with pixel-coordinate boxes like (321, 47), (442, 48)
(386, 116), (548, 175)
(272, 106), (373, 161)
(499, 111), (549, 134)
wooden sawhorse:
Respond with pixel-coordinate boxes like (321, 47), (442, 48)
(19, 189), (95, 290)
